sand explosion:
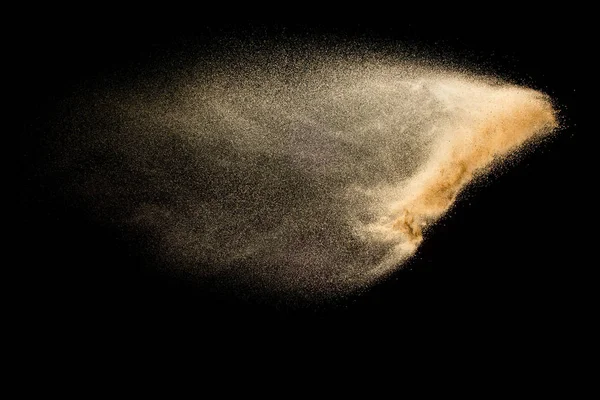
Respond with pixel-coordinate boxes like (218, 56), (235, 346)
(53, 49), (557, 298)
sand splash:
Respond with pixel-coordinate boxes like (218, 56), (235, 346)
(53, 50), (558, 298)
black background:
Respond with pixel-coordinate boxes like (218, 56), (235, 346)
(21, 10), (581, 333)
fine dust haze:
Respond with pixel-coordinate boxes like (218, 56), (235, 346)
(50, 45), (558, 301)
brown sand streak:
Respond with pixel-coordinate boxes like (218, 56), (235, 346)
(392, 88), (557, 245)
